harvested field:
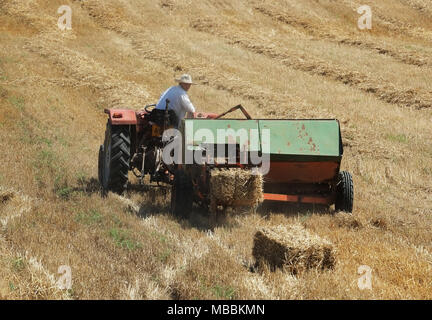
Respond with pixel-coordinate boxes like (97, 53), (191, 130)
(253, 2), (432, 67)
(0, 187), (33, 229)
(189, 17), (432, 110)
(0, 0), (432, 300)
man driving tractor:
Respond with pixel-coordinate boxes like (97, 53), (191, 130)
(99, 72), (354, 215)
(154, 74), (196, 128)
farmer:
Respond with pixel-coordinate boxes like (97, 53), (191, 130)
(154, 74), (196, 128)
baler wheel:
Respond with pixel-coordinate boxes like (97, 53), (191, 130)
(335, 171), (354, 213)
(100, 122), (131, 194)
(171, 170), (193, 218)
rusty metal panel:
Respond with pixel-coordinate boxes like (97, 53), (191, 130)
(265, 161), (340, 183)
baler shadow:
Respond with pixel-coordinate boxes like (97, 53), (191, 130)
(191, 210), (241, 232)
(170, 205), (242, 232)
(257, 202), (332, 217)
(136, 203), (233, 231)
(178, 203), (332, 232)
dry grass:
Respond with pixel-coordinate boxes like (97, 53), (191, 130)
(0, 0), (431, 299)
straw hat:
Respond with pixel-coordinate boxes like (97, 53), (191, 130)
(175, 74), (196, 85)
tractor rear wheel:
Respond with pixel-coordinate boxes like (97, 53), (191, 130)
(335, 171), (354, 213)
(170, 170), (193, 218)
(98, 144), (104, 188)
(100, 122), (131, 194)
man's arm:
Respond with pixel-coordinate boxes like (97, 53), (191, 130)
(180, 94), (196, 113)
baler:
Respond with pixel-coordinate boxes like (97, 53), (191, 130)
(170, 106), (353, 217)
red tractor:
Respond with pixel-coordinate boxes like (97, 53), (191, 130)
(98, 101), (218, 194)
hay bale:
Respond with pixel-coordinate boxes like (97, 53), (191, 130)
(209, 169), (236, 204)
(253, 224), (335, 274)
(209, 168), (263, 211)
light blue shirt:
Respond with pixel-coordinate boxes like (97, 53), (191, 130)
(155, 86), (196, 125)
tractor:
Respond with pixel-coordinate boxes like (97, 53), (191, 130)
(98, 102), (354, 217)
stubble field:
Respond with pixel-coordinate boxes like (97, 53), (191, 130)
(0, 0), (431, 299)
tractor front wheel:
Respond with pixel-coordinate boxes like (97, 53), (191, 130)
(170, 170), (193, 219)
(100, 122), (131, 194)
(335, 171), (354, 213)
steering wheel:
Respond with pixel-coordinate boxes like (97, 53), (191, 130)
(145, 104), (156, 113)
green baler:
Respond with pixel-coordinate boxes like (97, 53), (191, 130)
(170, 106), (353, 216)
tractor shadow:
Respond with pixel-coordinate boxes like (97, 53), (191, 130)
(136, 199), (240, 232)
(128, 182), (239, 230)
(131, 184), (172, 218)
(127, 183), (166, 193)
(71, 177), (101, 195)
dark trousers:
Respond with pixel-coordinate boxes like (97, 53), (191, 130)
(149, 109), (179, 128)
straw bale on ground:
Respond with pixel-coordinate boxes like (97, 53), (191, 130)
(253, 224), (335, 274)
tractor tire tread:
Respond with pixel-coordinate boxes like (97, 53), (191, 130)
(105, 124), (131, 194)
